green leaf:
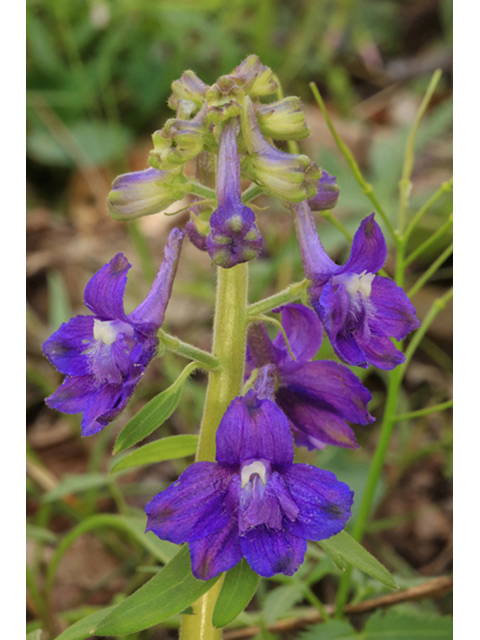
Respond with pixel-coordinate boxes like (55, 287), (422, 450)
(53, 606), (116, 640)
(114, 361), (200, 453)
(94, 546), (219, 636)
(319, 531), (397, 589)
(298, 619), (357, 640)
(26, 630), (43, 640)
(212, 559), (259, 628)
(263, 584), (304, 626)
(364, 610), (453, 639)
(111, 434), (199, 473)
(26, 524), (57, 544)
(42, 473), (110, 503)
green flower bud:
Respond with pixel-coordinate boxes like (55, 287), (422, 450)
(107, 168), (189, 221)
(168, 70), (209, 113)
(206, 76), (245, 123)
(149, 105), (210, 170)
(255, 97), (310, 141)
(230, 55), (278, 97)
(240, 96), (321, 202)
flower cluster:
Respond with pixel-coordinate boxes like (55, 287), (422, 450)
(42, 56), (421, 585)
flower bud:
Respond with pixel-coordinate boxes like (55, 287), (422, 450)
(207, 119), (262, 268)
(307, 171), (340, 211)
(168, 70), (209, 113)
(186, 212), (209, 252)
(241, 96), (321, 202)
(255, 97), (310, 141)
(107, 168), (189, 221)
(230, 55), (278, 97)
(149, 105), (210, 171)
(206, 76), (245, 123)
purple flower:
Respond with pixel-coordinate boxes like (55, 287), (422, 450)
(145, 381), (353, 580)
(43, 229), (185, 436)
(294, 203), (421, 369)
(207, 119), (262, 268)
(247, 304), (374, 450)
(307, 171), (340, 211)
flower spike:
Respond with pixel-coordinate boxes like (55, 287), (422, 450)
(43, 229), (185, 436)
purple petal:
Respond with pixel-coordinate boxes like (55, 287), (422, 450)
(128, 228), (185, 328)
(369, 276), (421, 340)
(186, 218), (208, 252)
(80, 383), (125, 436)
(355, 333), (405, 370)
(339, 214), (387, 276)
(317, 281), (350, 343)
(45, 375), (99, 415)
(240, 527), (306, 577)
(272, 304), (323, 364)
(278, 360), (374, 426)
(189, 518), (243, 580)
(333, 333), (369, 368)
(84, 253), (130, 321)
(307, 171), (340, 211)
(215, 392), (294, 467)
(276, 386), (360, 450)
(252, 364), (276, 401)
(145, 463), (233, 544)
(42, 316), (95, 376)
(282, 464), (353, 540)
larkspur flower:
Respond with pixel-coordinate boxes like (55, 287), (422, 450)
(207, 119), (262, 268)
(294, 203), (420, 369)
(43, 229), (185, 436)
(247, 304), (374, 450)
(145, 371), (353, 580)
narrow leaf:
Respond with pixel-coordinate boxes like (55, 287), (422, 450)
(298, 619), (357, 640)
(263, 583), (304, 626)
(42, 473), (109, 503)
(111, 434), (199, 473)
(212, 559), (259, 628)
(53, 606), (116, 640)
(94, 546), (219, 636)
(319, 531), (397, 589)
(364, 610), (453, 639)
(114, 361), (200, 453)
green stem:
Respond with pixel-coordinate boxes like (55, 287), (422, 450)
(335, 287), (453, 614)
(188, 180), (218, 201)
(128, 220), (156, 286)
(180, 263), (249, 640)
(397, 70), (442, 235)
(404, 213), (453, 266)
(320, 211), (352, 241)
(404, 178), (453, 242)
(393, 399), (453, 423)
(408, 242), (453, 298)
(247, 280), (308, 317)
(159, 330), (221, 370)
(241, 184), (263, 204)
(309, 82), (396, 240)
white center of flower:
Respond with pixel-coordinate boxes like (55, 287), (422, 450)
(343, 271), (375, 297)
(241, 461), (267, 488)
(93, 319), (118, 345)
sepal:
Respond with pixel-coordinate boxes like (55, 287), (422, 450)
(230, 55), (278, 97)
(255, 97), (310, 141)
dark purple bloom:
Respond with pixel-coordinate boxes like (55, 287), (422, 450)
(207, 119), (262, 268)
(145, 383), (353, 580)
(43, 229), (185, 436)
(307, 171), (340, 211)
(294, 203), (421, 370)
(247, 304), (374, 451)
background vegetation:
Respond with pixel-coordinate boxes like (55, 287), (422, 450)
(26, 1), (453, 638)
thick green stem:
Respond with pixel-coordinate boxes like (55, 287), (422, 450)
(180, 263), (249, 640)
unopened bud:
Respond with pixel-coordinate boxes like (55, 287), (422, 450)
(206, 76), (245, 123)
(230, 55), (278, 97)
(308, 171), (340, 211)
(241, 96), (320, 202)
(255, 97), (310, 141)
(107, 168), (189, 221)
(168, 70), (209, 113)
